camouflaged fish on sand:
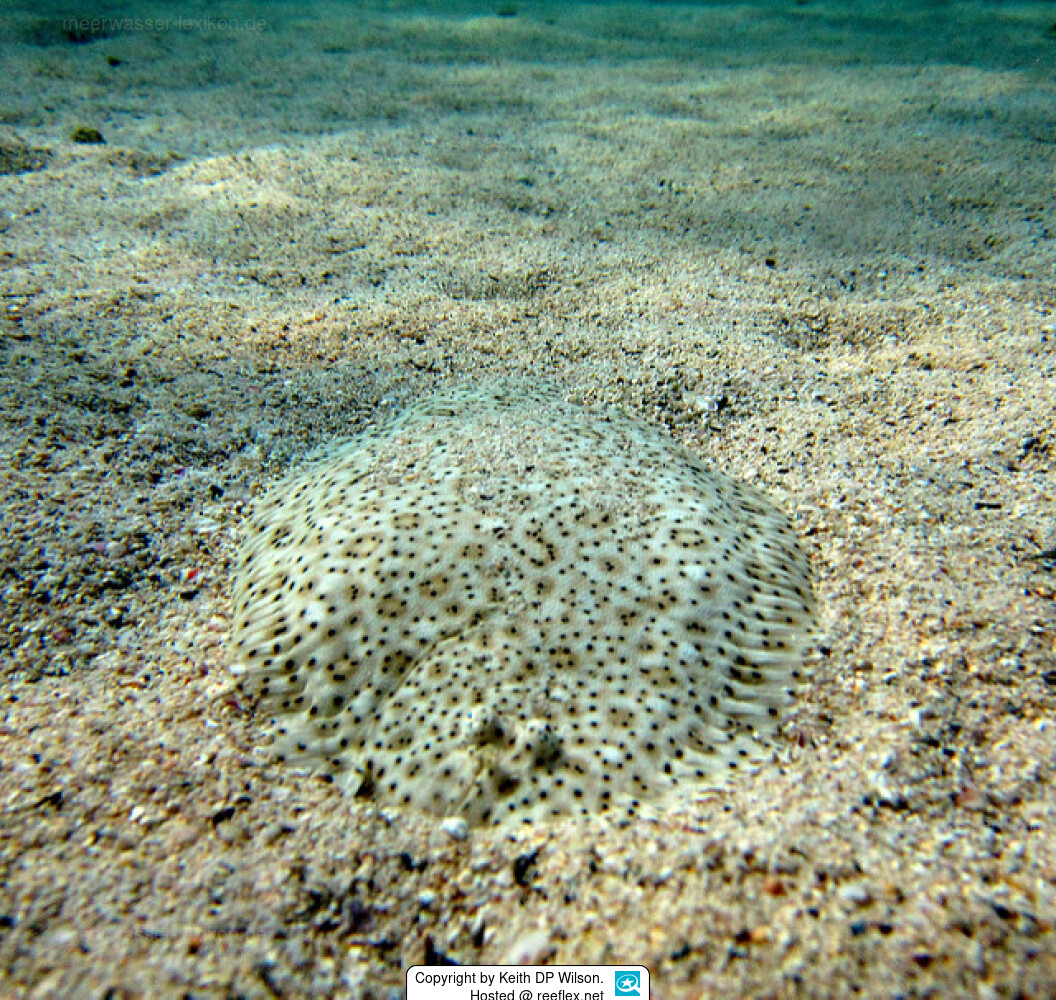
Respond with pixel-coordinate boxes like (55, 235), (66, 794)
(231, 381), (816, 827)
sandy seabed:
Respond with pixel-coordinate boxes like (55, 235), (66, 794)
(1, 1), (1055, 996)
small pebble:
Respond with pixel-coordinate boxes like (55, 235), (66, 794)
(837, 882), (873, 907)
(440, 816), (468, 841)
(501, 928), (551, 965)
(70, 126), (105, 144)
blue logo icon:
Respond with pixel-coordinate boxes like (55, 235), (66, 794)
(615, 970), (641, 996)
